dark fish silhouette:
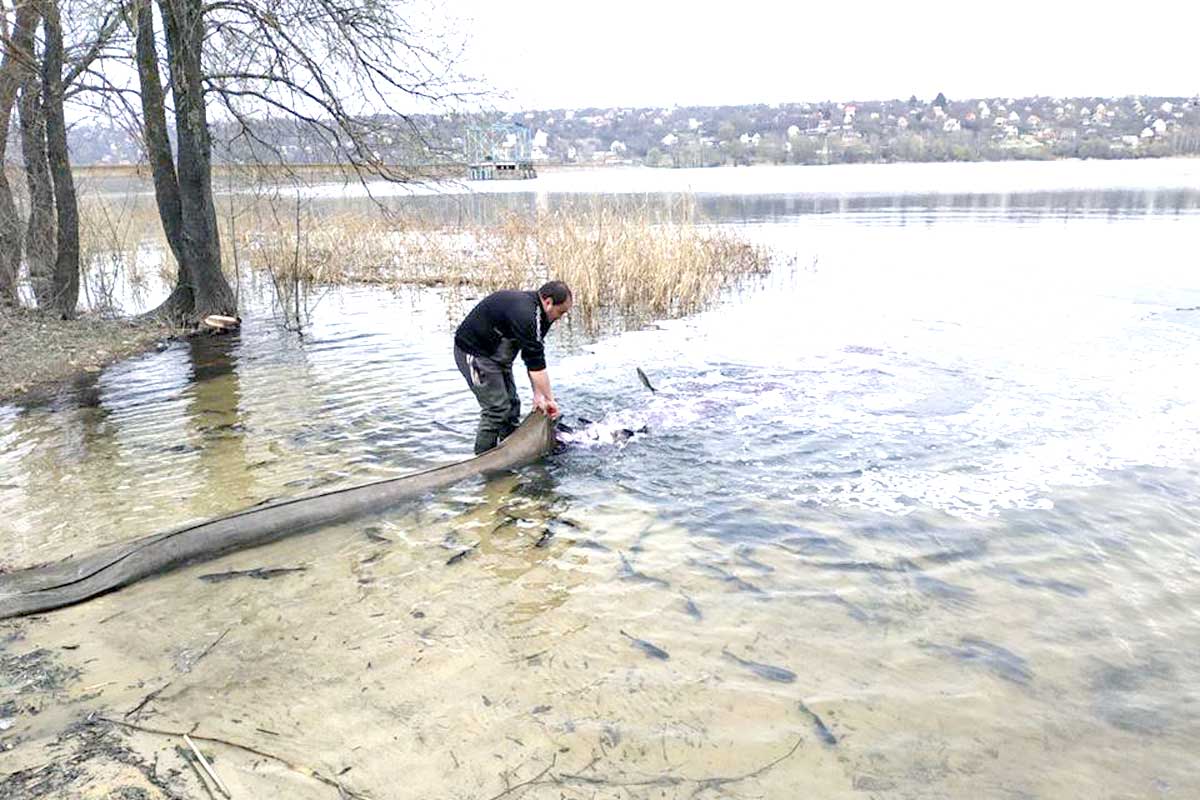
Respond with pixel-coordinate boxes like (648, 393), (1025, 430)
(636, 367), (657, 393)
(688, 558), (766, 595)
(797, 701), (837, 746)
(722, 648), (797, 683)
(621, 629), (670, 660)
(198, 567), (306, 583)
(921, 637), (1033, 685)
(619, 552), (670, 588)
(681, 594), (703, 621)
(446, 543), (479, 565)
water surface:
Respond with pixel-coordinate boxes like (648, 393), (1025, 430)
(3, 160), (1199, 798)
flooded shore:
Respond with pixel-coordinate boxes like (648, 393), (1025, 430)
(3, 160), (1200, 798)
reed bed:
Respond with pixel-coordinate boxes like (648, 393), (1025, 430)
(73, 187), (773, 332)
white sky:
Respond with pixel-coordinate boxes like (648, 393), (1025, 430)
(454, 0), (1200, 110)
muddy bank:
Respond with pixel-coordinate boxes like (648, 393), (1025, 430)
(0, 307), (175, 405)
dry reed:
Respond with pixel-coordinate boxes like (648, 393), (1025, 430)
(73, 187), (773, 332)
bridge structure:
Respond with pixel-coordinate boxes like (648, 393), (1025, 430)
(465, 122), (537, 180)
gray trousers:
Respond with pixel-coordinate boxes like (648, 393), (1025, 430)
(455, 344), (520, 454)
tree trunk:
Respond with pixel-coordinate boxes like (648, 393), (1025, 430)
(136, 0), (234, 323)
(41, 0), (79, 317)
(18, 70), (55, 308)
(133, 0), (185, 268)
(0, 2), (40, 305)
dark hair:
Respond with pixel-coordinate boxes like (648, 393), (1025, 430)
(537, 280), (572, 305)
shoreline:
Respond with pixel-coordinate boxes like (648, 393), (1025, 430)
(0, 307), (177, 407)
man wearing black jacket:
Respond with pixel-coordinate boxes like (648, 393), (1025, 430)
(454, 281), (573, 454)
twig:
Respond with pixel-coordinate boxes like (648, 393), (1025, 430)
(186, 734), (232, 798)
(485, 752), (557, 800)
(555, 736), (805, 793)
(189, 627), (232, 670)
(125, 682), (172, 719)
(185, 746), (220, 800)
(97, 717), (370, 799)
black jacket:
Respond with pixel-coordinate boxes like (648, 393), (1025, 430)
(454, 290), (553, 371)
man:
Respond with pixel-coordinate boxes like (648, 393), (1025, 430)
(454, 281), (573, 454)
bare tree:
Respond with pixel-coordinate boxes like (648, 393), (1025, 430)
(0, 0), (119, 312)
(18, 6), (53, 307)
(0, 2), (39, 305)
(42, 0), (81, 316)
(125, 0), (478, 324)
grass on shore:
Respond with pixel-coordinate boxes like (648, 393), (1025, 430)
(69, 187), (773, 332)
(221, 197), (772, 330)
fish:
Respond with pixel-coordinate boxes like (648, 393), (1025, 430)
(735, 546), (775, 574)
(681, 594), (703, 621)
(687, 558), (766, 596)
(534, 529), (554, 548)
(198, 567), (307, 583)
(636, 367), (657, 393)
(363, 526), (392, 543)
(797, 701), (838, 746)
(446, 543), (479, 565)
(921, 637), (1033, 686)
(722, 648), (797, 683)
(807, 593), (871, 623)
(620, 629), (670, 660)
(619, 552), (670, 588)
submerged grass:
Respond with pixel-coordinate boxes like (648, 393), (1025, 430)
(74, 185), (773, 332)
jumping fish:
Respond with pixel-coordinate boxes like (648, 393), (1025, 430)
(621, 630), (670, 660)
(636, 367), (657, 393)
(722, 648), (797, 683)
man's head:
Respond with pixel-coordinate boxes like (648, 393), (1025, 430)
(538, 280), (573, 322)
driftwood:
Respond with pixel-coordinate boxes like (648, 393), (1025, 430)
(0, 412), (557, 619)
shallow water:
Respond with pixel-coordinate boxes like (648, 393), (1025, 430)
(3, 161), (1200, 798)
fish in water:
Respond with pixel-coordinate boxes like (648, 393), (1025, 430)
(557, 419), (647, 446)
(680, 593), (703, 621)
(363, 526), (392, 543)
(797, 700), (838, 746)
(687, 558), (766, 596)
(619, 552), (670, 588)
(636, 367), (657, 393)
(722, 648), (797, 683)
(621, 629), (670, 660)
(921, 636), (1033, 686)
(198, 567), (307, 583)
(446, 543), (479, 565)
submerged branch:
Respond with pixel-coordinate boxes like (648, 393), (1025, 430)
(97, 716), (371, 799)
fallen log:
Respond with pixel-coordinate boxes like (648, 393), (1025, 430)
(0, 411), (557, 619)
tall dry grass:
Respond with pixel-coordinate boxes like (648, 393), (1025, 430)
(74, 186), (773, 331)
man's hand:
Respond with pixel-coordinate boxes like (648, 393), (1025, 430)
(533, 392), (560, 418)
(528, 369), (560, 418)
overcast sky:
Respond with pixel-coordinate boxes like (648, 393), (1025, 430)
(454, 1), (1200, 110)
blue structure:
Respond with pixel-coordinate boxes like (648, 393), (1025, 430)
(466, 122), (536, 180)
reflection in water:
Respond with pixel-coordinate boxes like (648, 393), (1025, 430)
(2, 167), (1200, 797)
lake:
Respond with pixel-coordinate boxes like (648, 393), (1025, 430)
(2, 158), (1199, 798)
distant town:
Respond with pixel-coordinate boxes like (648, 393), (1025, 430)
(71, 94), (1200, 171)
